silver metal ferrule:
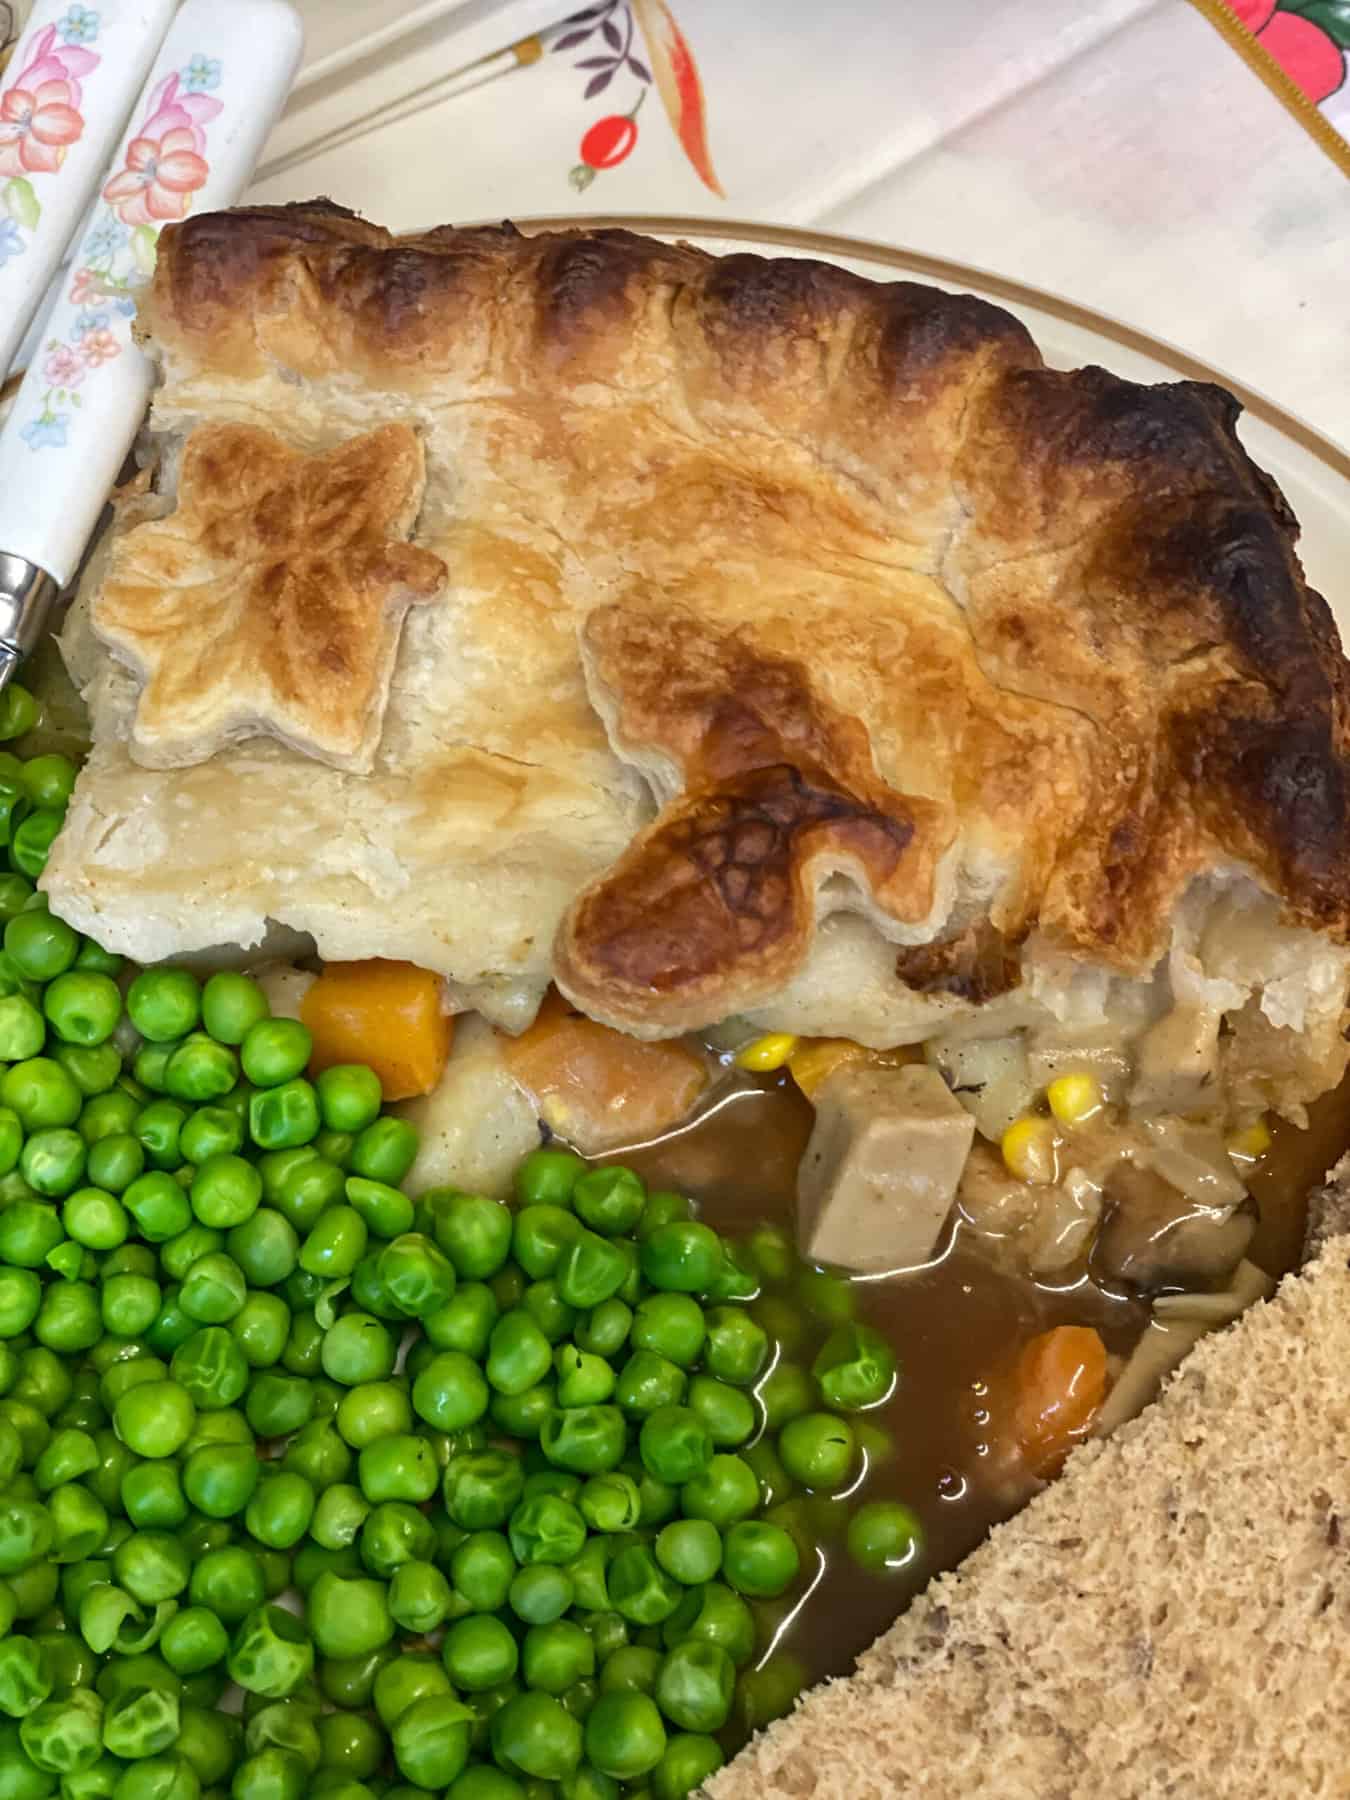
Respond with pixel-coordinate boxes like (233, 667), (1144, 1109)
(0, 553), (59, 690)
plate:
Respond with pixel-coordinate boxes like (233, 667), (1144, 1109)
(512, 215), (1350, 639)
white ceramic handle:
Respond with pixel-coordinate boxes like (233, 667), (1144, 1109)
(0, 0), (179, 382)
(0, 0), (304, 589)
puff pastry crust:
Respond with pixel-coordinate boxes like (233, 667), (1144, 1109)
(45, 205), (1350, 1041)
(91, 421), (446, 772)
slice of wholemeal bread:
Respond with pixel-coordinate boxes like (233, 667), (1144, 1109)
(708, 1158), (1350, 1800)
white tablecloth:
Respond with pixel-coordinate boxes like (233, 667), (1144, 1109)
(249, 0), (1349, 453)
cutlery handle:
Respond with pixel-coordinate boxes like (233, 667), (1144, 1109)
(0, 0), (303, 590)
(0, 0), (179, 384)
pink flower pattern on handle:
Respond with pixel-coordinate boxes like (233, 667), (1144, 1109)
(23, 53), (225, 452)
(0, 22), (98, 179)
(102, 71), (220, 225)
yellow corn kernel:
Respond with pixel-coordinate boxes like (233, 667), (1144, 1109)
(1001, 1115), (1058, 1185)
(1228, 1118), (1273, 1163)
(734, 1033), (799, 1073)
(1046, 1072), (1103, 1129)
(786, 1038), (868, 1098)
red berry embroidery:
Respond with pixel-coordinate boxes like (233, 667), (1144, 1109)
(570, 86), (647, 191)
(580, 112), (639, 170)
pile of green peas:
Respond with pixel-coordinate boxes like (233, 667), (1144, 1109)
(0, 731), (927, 1800)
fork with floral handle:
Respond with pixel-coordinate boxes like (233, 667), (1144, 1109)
(0, 0), (303, 690)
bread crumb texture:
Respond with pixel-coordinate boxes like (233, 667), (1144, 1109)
(708, 1229), (1350, 1799)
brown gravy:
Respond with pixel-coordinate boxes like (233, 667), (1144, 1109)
(599, 1063), (1350, 1713)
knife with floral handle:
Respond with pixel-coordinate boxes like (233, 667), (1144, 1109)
(0, 0), (303, 688)
(0, 0), (179, 385)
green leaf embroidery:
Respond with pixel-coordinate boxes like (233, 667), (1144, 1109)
(130, 224), (159, 276)
(3, 177), (39, 231)
(1280, 0), (1350, 47)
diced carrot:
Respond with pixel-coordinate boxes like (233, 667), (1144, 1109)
(786, 1037), (916, 1100)
(300, 959), (453, 1102)
(1011, 1325), (1108, 1478)
(501, 989), (708, 1153)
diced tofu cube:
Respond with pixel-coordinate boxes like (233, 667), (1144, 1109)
(797, 1064), (975, 1272)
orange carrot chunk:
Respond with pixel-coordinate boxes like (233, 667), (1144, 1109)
(1011, 1325), (1108, 1478)
(300, 959), (453, 1102)
(502, 989), (707, 1153)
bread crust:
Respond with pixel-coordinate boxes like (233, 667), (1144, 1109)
(49, 204), (1350, 1029)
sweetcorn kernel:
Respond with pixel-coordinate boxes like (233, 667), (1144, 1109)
(1046, 1072), (1103, 1128)
(1001, 1115), (1059, 1185)
(734, 1033), (799, 1073)
(1228, 1118), (1273, 1163)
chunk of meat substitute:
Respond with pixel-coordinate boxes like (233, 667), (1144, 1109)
(797, 1063), (975, 1272)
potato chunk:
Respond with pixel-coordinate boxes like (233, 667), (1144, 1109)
(797, 1064), (975, 1272)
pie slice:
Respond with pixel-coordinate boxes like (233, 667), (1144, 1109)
(44, 207), (1350, 1131)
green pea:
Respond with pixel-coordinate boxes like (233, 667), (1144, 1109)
(9, 811), (62, 882)
(376, 1233), (455, 1317)
(507, 1494), (586, 1567)
(615, 1351), (686, 1419)
(440, 1616), (519, 1695)
(127, 972), (201, 1045)
(631, 1295), (705, 1369)
(331, 1380), (405, 1449)
(308, 1485), (370, 1554)
(80, 1090), (139, 1145)
(653, 1520), (722, 1588)
(845, 1499), (924, 1573)
(427, 1193), (513, 1281)
(513, 1149), (584, 1209)
(249, 1081), (319, 1152)
(226, 1607), (313, 1700)
(188, 1156), (261, 1231)
(811, 1323), (897, 1411)
(113, 1383), (194, 1459)
(0, 1635), (50, 1719)
(556, 1231), (628, 1312)
(200, 974), (269, 1048)
(653, 1641), (733, 1735)
(685, 1376), (754, 1449)
(574, 1299), (631, 1361)
(512, 1207), (581, 1282)
(490, 1694), (582, 1784)
(554, 1345), (615, 1409)
(312, 1066), (381, 1134)
(682, 1583), (755, 1667)
(246, 1471), (317, 1549)
(358, 1435), (438, 1506)
(102, 1685), (180, 1759)
(732, 1653), (805, 1733)
(264, 1152), (343, 1235)
(637, 1192), (693, 1240)
(424, 1283), (498, 1359)
(639, 1223), (721, 1294)
(120, 1173), (189, 1245)
(116, 1463), (182, 1533)
(702, 1307), (768, 1387)
(384, 1560), (451, 1635)
(5, 912), (78, 984)
(3, 1060), (81, 1130)
(52, 1043), (122, 1099)
(539, 1406), (626, 1477)
(314, 1712), (384, 1780)
(389, 1695), (472, 1789)
(485, 1312), (552, 1398)
(42, 974), (121, 1049)
(0, 995), (44, 1063)
(651, 1732), (722, 1799)
(408, 1350), (487, 1434)
(721, 1520), (799, 1598)
(522, 1623), (593, 1699)
(758, 1360), (814, 1432)
(20, 1687), (101, 1775)
(778, 1411), (856, 1491)
(347, 1119), (418, 1187)
(299, 1207), (367, 1280)
(343, 1176), (412, 1240)
(239, 1021), (312, 1091)
(638, 1408), (711, 1487)
(19, 1127), (84, 1197)
(583, 1692), (666, 1783)
(85, 1131), (144, 1194)
(114, 1532), (190, 1605)
(178, 1255), (247, 1326)
(306, 1568), (394, 1660)
(442, 1449), (524, 1532)
(607, 1548), (680, 1628)
(0, 1266), (41, 1335)
(178, 1108), (243, 1166)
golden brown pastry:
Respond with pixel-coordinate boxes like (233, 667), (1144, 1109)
(91, 421), (446, 772)
(45, 207), (1350, 1098)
